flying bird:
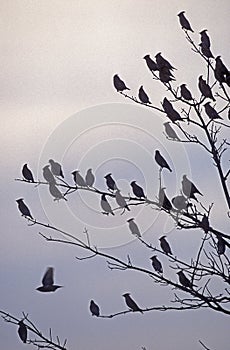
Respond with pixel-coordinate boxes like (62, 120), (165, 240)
(199, 43), (214, 59)
(130, 181), (146, 199)
(172, 195), (188, 211)
(127, 218), (141, 237)
(100, 194), (115, 216)
(18, 320), (27, 343)
(155, 150), (172, 172)
(214, 56), (229, 83)
(85, 168), (95, 187)
(204, 102), (222, 120)
(217, 236), (226, 255)
(158, 187), (172, 211)
(143, 54), (158, 72)
(163, 122), (180, 141)
(43, 165), (56, 184)
(138, 85), (151, 104)
(199, 29), (211, 49)
(180, 84), (193, 101)
(16, 198), (33, 219)
(198, 75), (215, 101)
(48, 183), (67, 201)
(113, 74), (130, 92)
(150, 255), (163, 273)
(89, 300), (100, 316)
(104, 173), (117, 191)
(36, 267), (63, 292)
(177, 11), (194, 32)
(72, 170), (87, 187)
(22, 163), (34, 182)
(122, 293), (143, 313)
(155, 52), (176, 71)
(49, 159), (64, 178)
(159, 235), (172, 255)
(115, 190), (130, 211)
(177, 271), (193, 288)
(182, 175), (203, 200)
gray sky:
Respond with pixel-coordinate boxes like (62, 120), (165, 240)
(1, 1), (229, 349)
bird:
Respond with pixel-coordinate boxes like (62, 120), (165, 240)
(72, 170), (87, 187)
(130, 181), (146, 199)
(48, 183), (67, 201)
(49, 159), (64, 178)
(138, 85), (151, 104)
(89, 300), (100, 316)
(214, 56), (229, 83)
(18, 320), (27, 343)
(172, 195), (188, 211)
(159, 66), (175, 83)
(100, 194), (115, 216)
(198, 75), (215, 101)
(199, 29), (211, 49)
(85, 168), (95, 187)
(159, 235), (172, 255)
(143, 54), (158, 72)
(177, 11), (194, 32)
(155, 150), (172, 172)
(163, 122), (180, 141)
(127, 218), (141, 237)
(122, 293), (143, 313)
(104, 173), (117, 191)
(204, 102), (222, 120)
(180, 84), (193, 101)
(201, 214), (209, 233)
(158, 187), (172, 211)
(182, 175), (203, 200)
(155, 52), (176, 71)
(22, 163), (34, 182)
(162, 97), (183, 122)
(113, 74), (130, 92)
(36, 267), (63, 292)
(177, 271), (193, 288)
(16, 198), (33, 219)
(150, 255), (163, 273)
(217, 236), (226, 255)
(43, 165), (56, 184)
(115, 190), (130, 211)
(199, 43), (214, 59)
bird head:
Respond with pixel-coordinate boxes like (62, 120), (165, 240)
(155, 52), (161, 57)
(127, 218), (134, 222)
(48, 159), (54, 164)
(71, 170), (77, 175)
(130, 181), (136, 186)
(198, 75), (203, 80)
(199, 29), (207, 34)
(43, 165), (50, 170)
(122, 293), (130, 297)
(143, 54), (149, 60)
(159, 235), (166, 240)
(177, 11), (185, 16)
(104, 173), (112, 178)
(150, 255), (157, 260)
(16, 198), (23, 202)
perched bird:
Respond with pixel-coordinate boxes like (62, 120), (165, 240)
(199, 29), (211, 49)
(115, 190), (130, 211)
(122, 293), (143, 313)
(217, 236), (226, 255)
(18, 320), (27, 343)
(127, 218), (141, 237)
(150, 255), (163, 273)
(85, 168), (95, 187)
(198, 75), (215, 101)
(143, 54), (158, 72)
(155, 52), (176, 71)
(201, 214), (209, 233)
(204, 102), (222, 120)
(100, 194), (114, 216)
(177, 11), (194, 32)
(72, 170), (87, 187)
(164, 122), (180, 141)
(16, 198), (33, 219)
(22, 163), (34, 182)
(155, 150), (172, 172)
(172, 195), (188, 211)
(199, 43), (214, 59)
(138, 85), (151, 104)
(113, 74), (130, 92)
(159, 235), (172, 255)
(130, 181), (146, 199)
(104, 173), (117, 191)
(182, 175), (202, 200)
(162, 97), (182, 122)
(49, 159), (64, 178)
(36, 267), (63, 292)
(214, 56), (229, 83)
(43, 165), (56, 184)
(177, 271), (193, 288)
(180, 84), (193, 101)
(89, 300), (100, 317)
(159, 66), (175, 83)
(158, 187), (172, 211)
(48, 183), (67, 201)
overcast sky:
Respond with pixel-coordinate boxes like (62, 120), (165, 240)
(1, 1), (229, 349)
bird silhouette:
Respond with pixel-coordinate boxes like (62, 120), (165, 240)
(22, 164), (34, 182)
(100, 194), (115, 216)
(143, 54), (158, 72)
(72, 170), (87, 187)
(130, 181), (146, 199)
(115, 190), (130, 211)
(48, 183), (67, 201)
(104, 173), (117, 191)
(155, 150), (172, 172)
(150, 255), (163, 273)
(127, 218), (141, 237)
(18, 320), (27, 343)
(159, 235), (172, 255)
(159, 66), (175, 83)
(172, 195), (188, 211)
(182, 175), (203, 200)
(177, 271), (193, 288)
(43, 165), (56, 184)
(201, 214), (209, 233)
(162, 97), (183, 122)
(16, 198), (33, 219)
(122, 293), (143, 313)
(199, 29), (211, 49)
(180, 84), (193, 101)
(177, 11), (194, 32)
(113, 74), (130, 92)
(89, 300), (100, 316)
(214, 56), (229, 83)
(217, 236), (226, 255)
(164, 122), (180, 141)
(204, 102), (222, 120)
(155, 52), (176, 71)
(199, 42), (214, 59)
(85, 168), (95, 187)
(36, 267), (63, 292)
(49, 159), (64, 178)
(138, 85), (151, 104)
(198, 75), (215, 101)
(158, 187), (172, 211)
